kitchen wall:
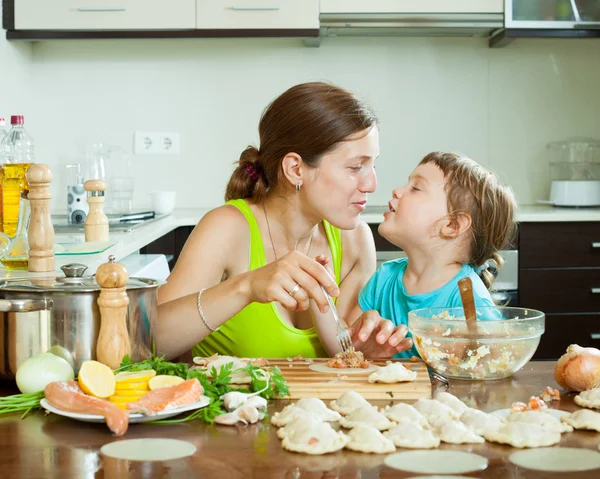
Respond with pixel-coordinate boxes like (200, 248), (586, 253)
(4, 33), (600, 210)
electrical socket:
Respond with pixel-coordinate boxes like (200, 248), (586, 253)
(133, 131), (180, 155)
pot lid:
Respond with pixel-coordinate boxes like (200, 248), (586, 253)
(0, 260), (159, 293)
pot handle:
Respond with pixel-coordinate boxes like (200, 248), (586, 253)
(0, 298), (53, 312)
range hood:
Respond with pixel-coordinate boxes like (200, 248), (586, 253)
(490, 0), (600, 47)
(318, 0), (504, 39)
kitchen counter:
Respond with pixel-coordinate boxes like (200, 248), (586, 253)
(0, 361), (599, 478)
(361, 204), (600, 224)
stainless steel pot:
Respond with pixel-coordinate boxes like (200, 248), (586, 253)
(0, 258), (159, 379)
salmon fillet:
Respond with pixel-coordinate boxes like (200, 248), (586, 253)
(44, 381), (129, 436)
(127, 378), (203, 415)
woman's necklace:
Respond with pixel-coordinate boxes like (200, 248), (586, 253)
(263, 202), (314, 261)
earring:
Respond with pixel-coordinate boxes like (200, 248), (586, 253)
(296, 183), (301, 192)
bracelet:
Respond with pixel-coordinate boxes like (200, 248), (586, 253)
(197, 288), (220, 332)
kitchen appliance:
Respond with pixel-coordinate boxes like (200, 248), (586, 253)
(66, 164), (88, 224)
(0, 259), (159, 379)
(543, 138), (600, 207)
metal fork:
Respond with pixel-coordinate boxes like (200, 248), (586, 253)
(321, 285), (353, 352)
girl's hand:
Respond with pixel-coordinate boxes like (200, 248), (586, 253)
(350, 310), (413, 359)
(245, 251), (339, 314)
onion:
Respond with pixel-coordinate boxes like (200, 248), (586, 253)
(16, 352), (75, 394)
(554, 344), (600, 392)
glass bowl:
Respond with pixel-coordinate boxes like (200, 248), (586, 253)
(408, 307), (545, 380)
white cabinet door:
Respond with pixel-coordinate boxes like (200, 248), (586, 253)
(320, 0), (503, 14)
(196, 0), (319, 29)
(15, 0), (196, 30)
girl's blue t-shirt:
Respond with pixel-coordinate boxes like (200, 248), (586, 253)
(358, 258), (496, 358)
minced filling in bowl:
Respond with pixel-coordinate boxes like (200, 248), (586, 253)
(408, 307), (545, 380)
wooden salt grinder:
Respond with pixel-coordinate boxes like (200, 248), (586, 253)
(26, 164), (55, 272)
(84, 179), (108, 242)
(96, 255), (131, 369)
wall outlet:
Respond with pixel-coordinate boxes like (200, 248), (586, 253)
(134, 131), (180, 155)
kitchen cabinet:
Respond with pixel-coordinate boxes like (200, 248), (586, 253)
(139, 226), (193, 271)
(519, 222), (600, 359)
(12, 0), (196, 30)
(320, 0), (504, 14)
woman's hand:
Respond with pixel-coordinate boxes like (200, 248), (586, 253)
(245, 251), (339, 314)
(350, 310), (413, 359)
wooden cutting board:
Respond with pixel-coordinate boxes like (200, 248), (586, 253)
(270, 358), (432, 400)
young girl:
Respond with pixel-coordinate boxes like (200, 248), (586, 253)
(313, 151), (517, 358)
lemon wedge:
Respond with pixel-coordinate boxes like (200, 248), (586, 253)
(78, 360), (116, 398)
(114, 381), (150, 391)
(111, 387), (149, 397)
(109, 394), (145, 403)
(149, 375), (185, 390)
(115, 370), (157, 383)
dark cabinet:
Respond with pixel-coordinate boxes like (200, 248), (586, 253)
(519, 222), (600, 359)
(140, 226), (193, 271)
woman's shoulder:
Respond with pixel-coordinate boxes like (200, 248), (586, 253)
(340, 221), (375, 254)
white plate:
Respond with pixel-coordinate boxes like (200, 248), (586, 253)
(490, 408), (569, 420)
(40, 396), (211, 424)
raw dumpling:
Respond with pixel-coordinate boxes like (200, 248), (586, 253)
(193, 355), (251, 384)
(507, 410), (573, 433)
(294, 398), (342, 422)
(574, 387), (600, 409)
(345, 425), (396, 454)
(484, 422), (561, 448)
(278, 413), (325, 439)
(281, 421), (349, 455)
(460, 407), (505, 436)
(434, 391), (468, 414)
(436, 420), (485, 444)
(384, 421), (440, 449)
(562, 409), (600, 432)
(383, 403), (429, 427)
(368, 362), (417, 383)
(412, 398), (460, 425)
(330, 391), (371, 415)
(338, 405), (396, 431)
(272, 406), (312, 427)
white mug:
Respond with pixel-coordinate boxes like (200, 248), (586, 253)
(151, 190), (176, 216)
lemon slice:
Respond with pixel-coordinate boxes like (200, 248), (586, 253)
(78, 360), (116, 398)
(115, 370), (157, 383)
(149, 375), (185, 390)
(109, 394), (145, 403)
(111, 388), (149, 397)
(114, 381), (150, 391)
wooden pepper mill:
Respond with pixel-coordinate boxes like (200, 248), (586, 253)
(26, 164), (55, 272)
(96, 255), (131, 369)
(84, 179), (108, 242)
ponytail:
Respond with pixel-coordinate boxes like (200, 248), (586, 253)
(224, 146), (268, 202)
(477, 251), (505, 291)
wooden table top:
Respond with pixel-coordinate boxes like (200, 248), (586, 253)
(1, 360), (599, 479)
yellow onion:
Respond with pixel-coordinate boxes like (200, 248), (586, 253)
(554, 344), (600, 392)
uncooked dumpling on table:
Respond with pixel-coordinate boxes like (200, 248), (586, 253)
(345, 425), (396, 454)
(368, 362), (417, 383)
(434, 391), (468, 414)
(329, 391), (371, 415)
(574, 387), (600, 409)
(435, 420), (485, 444)
(412, 398), (460, 424)
(561, 409), (600, 432)
(339, 405), (396, 431)
(271, 405), (322, 427)
(277, 413), (325, 439)
(507, 410), (573, 433)
(384, 421), (440, 449)
(281, 421), (349, 455)
(483, 421), (561, 448)
(460, 407), (505, 436)
(383, 402), (429, 427)
(293, 398), (342, 422)
(193, 355), (251, 384)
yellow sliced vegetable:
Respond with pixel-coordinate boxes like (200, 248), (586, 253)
(149, 375), (185, 390)
(115, 370), (157, 383)
(110, 388), (148, 397)
(78, 360), (116, 398)
(114, 381), (150, 391)
(109, 394), (144, 403)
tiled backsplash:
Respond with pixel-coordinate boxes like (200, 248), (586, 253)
(2, 31), (600, 209)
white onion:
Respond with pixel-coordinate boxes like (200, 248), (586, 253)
(16, 352), (75, 394)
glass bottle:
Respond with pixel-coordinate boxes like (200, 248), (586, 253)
(0, 117), (6, 233)
(1, 190), (30, 270)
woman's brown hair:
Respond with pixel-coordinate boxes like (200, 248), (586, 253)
(225, 82), (378, 202)
(419, 152), (518, 290)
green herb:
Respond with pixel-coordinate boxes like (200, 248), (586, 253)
(114, 355), (189, 378)
(0, 391), (45, 418)
(244, 364), (289, 399)
(386, 391), (394, 398)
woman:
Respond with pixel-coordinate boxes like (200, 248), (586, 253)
(156, 82), (413, 360)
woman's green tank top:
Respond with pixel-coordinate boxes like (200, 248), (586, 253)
(192, 198), (342, 358)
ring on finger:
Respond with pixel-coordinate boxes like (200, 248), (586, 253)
(289, 284), (301, 298)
